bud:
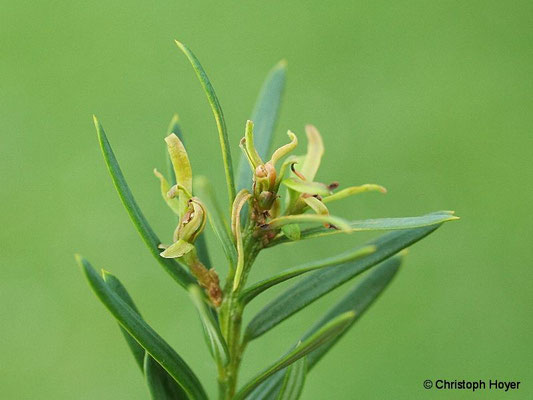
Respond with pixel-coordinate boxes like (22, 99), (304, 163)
(239, 121), (298, 216)
(175, 197), (207, 244)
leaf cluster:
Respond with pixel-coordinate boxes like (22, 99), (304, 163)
(77, 41), (457, 400)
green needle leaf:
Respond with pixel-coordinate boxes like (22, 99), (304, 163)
(189, 286), (229, 366)
(175, 40), (236, 205)
(144, 353), (188, 400)
(194, 176), (237, 269)
(102, 272), (188, 400)
(304, 254), (403, 368)
(276, 357), (307, 400)
(245, 223), (446, 341)
(77, 255), (207, 400)
(239, 245), (376, 305)
(280, 224), (301, 241)
(253, 255), (404, 398)
(237, 60), (287, 191)
(234, 312), (355, 400)
(93, 116), (195, 289)
(101, 271), (145, 371)
(268, 211), (459, 246)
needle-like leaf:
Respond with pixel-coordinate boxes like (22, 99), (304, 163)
(280, 224), (301, 241)
(244, 223), (445, 341)
(93, 116), (195, 289)
(234, 312), (355, 400)
(304, 254), (403, 368)
(251, 255), (403, 398)
(275, 357), (307, 400)
(77, 255), (207, 400)
(101, 271), (145, 371)
(175, 40), (236, 205)
(268, 211), (459, 246)
(189, 286), (229, 365)
(144, 353), (188, 400)
(102, 272), (188, 400)
(239, 245), (376, 305)
(237, 60), (287, 191)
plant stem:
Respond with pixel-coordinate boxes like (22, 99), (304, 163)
(218, 228), (261, 399)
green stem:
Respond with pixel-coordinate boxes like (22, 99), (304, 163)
(218, 229), (261, 399)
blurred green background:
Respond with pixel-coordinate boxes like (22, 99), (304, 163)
(1, 0), (532, 398)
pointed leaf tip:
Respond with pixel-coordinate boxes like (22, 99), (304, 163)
(277, 59), (288, 68)
(174, 40), (236, 204)
(79, 257), (207, 400)
(237, 59), (288, 192)
(246, 224), (445, 340)
(94, 116), (194, 288)
(235, 311), (354, 400)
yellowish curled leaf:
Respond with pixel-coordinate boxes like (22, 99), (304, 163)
(160, 239), (194, 258)
(165, 133), (193, 215)
(300, 124), (324, 182)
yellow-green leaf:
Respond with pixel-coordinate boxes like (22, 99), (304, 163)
(267, 214), (352, 233)
(231, 189), (252, 291)
(303, 196), (329, 215)
(160, 239), (194, 259)
(153, 169), (181, 215)
(270, 131), (298, 166)
(322, 184), (387, 204)
(281, 178), (332, 196)
(165, 133), (192, 215)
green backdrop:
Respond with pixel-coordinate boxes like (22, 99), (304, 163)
(1, 1), (531, 399)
